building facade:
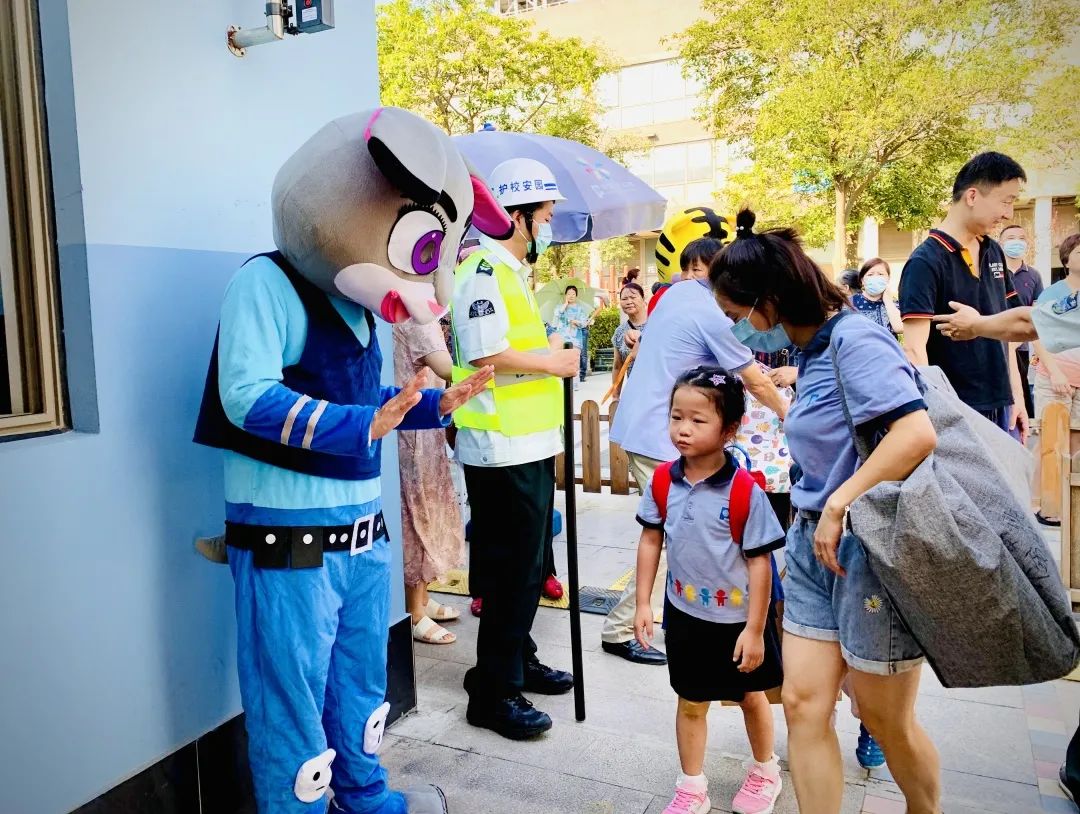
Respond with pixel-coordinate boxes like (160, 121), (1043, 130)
(506, 0), (1080, 287)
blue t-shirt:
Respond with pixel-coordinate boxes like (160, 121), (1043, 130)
(785, 313), (927, 512)
(1036, 279), (1074, 307)
(609, 280), (753, 461)
(637, 454), (785, 623)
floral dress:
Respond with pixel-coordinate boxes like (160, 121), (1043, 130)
(393, 319), (465, 586)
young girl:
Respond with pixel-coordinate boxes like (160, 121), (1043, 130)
(634, 366), (786, 814)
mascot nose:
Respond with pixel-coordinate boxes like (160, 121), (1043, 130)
(379, 291), (411, 324)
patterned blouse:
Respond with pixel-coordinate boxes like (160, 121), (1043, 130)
(852, 293), (898, 338)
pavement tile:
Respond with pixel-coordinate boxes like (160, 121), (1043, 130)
(1042, 794), (1078, 813)
(860, 795), (905, 814)
(1033, 742), (1067, 763)
(380, 735), (657, 814)
(1031, 716), (1071, 735)
(1032, 730), (1072, 750)
(1037, 760), (1064, 780)
(1040, 776), (1071, 798)
(916, 694), (1035, 783)
(1029, 701), (1066, 718)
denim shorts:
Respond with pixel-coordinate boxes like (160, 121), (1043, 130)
(782, 514), (923, 675)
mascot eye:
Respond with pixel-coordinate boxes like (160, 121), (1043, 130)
(388, 209), (447, 277)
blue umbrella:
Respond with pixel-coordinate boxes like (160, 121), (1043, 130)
(454, 127), (666, 244)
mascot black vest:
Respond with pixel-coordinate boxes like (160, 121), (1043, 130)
(193, 252), (383, 481)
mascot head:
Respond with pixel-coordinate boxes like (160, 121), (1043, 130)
(272, 107), (513, 324)
(654, 206), (732, 283)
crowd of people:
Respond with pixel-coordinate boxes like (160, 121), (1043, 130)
(395, 148), (1080, 814)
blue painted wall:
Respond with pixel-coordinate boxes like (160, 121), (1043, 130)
(0, 2), (401, 812)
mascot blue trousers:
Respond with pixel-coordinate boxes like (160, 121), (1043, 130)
(195, 255), (449, 813)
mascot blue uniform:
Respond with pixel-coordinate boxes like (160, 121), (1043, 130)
(194, 107), (512, 814)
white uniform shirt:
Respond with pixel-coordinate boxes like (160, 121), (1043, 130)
(451, 235), (562, 467)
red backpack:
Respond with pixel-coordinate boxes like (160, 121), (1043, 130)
(651, 462), (766, 542)
(652, 462), (783, 610)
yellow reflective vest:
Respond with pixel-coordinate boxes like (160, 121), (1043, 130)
(450, 251), (563, 436)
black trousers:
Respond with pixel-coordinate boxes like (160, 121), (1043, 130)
(1016, 348), (1035, 419)
(463, 456), (555, 701)
(1065, 717), (1080, 796)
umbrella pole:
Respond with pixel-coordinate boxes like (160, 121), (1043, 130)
(562, 343), (586, 722)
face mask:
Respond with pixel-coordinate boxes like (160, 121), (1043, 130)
(863, 277), (889, 297)
(731, 304), (791, 353)
(533, 222), (553, 256)
(1003, 239), (1027, 259)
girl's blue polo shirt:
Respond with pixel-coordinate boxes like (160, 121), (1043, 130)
(785, 313), (927, 513)
(637, 454), (785, 624)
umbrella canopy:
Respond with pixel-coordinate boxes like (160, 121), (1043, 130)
(454, 129), (666, 244)
(535, 277), (602, 325)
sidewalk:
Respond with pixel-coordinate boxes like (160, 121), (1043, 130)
(386, 417), (1079, 813)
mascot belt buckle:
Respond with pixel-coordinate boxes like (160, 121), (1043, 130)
(350, 513), (377, 556)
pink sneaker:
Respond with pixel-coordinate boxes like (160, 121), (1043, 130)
(731, 764), (782, 814)
(662, 776), (710, 814)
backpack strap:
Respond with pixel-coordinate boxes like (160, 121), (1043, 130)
(651, 461), (676, 522)
(729, 467), (762, 545)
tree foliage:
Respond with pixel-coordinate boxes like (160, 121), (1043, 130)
(377, 0), (614, 145)
(678, 0), (1080, 268)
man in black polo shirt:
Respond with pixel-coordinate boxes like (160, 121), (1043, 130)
(1000, 223), (1043, 419)
(900, 152), (1029, 440)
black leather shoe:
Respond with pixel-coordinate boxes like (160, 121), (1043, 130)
(466, 694), (553, 740)
(602, 639), (668, 665)
(523, 660), (575, 694)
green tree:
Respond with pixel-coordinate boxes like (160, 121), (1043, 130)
(377, 0), (614, 143)
(678, 0), (1080, 271)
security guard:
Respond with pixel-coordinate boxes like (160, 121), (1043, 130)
(451, 157), (581, 740)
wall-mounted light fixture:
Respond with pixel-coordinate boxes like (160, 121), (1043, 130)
(227, 1), (335, 58)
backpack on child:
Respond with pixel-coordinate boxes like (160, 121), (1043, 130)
(650, 454), (785, 703)
(651, 460), (764, 542)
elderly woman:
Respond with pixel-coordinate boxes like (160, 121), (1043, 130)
(611, 279), (647, 396)
(393, 319), (465, 645)
(852, 258), (904, 339)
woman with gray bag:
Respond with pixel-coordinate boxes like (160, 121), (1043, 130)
(711, 208), (1080, 814)
(710, 209), (941, 814)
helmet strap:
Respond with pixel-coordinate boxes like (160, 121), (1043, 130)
(522, 210), (538, 264)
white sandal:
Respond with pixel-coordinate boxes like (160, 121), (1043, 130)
(412, 616), (456, 645)
(424, 598), (460, 622)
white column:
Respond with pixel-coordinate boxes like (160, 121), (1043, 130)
(588, 242), (601, 289)
(858, 216), (880, 261)
(1034, 196), (1053, 286)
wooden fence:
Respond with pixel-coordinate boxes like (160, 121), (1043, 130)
(555, 399), (634, 495)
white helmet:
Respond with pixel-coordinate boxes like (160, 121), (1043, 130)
(488, 158), (566, 209)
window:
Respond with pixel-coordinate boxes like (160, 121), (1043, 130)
(686, 141), (712, 182)
(600, 59), (702, 131)
(627, 141), (719, 206)
(0, 0), (66, 437)
(652, 144), (686, 186)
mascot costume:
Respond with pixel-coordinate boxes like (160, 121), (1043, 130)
(648, 206), (732, 316)
(193, 107), (512, 814)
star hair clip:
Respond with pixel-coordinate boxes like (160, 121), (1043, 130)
(709, 374), (726, 386)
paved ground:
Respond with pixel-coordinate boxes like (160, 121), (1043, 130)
(385, 472), (1078, 814)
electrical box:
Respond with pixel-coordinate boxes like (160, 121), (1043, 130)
(296, 0), (334, 33)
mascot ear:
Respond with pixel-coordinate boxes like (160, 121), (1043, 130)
(470, 175), (515, 240)
(364, 107), (444, 207)
(459, 155), (514, 240)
